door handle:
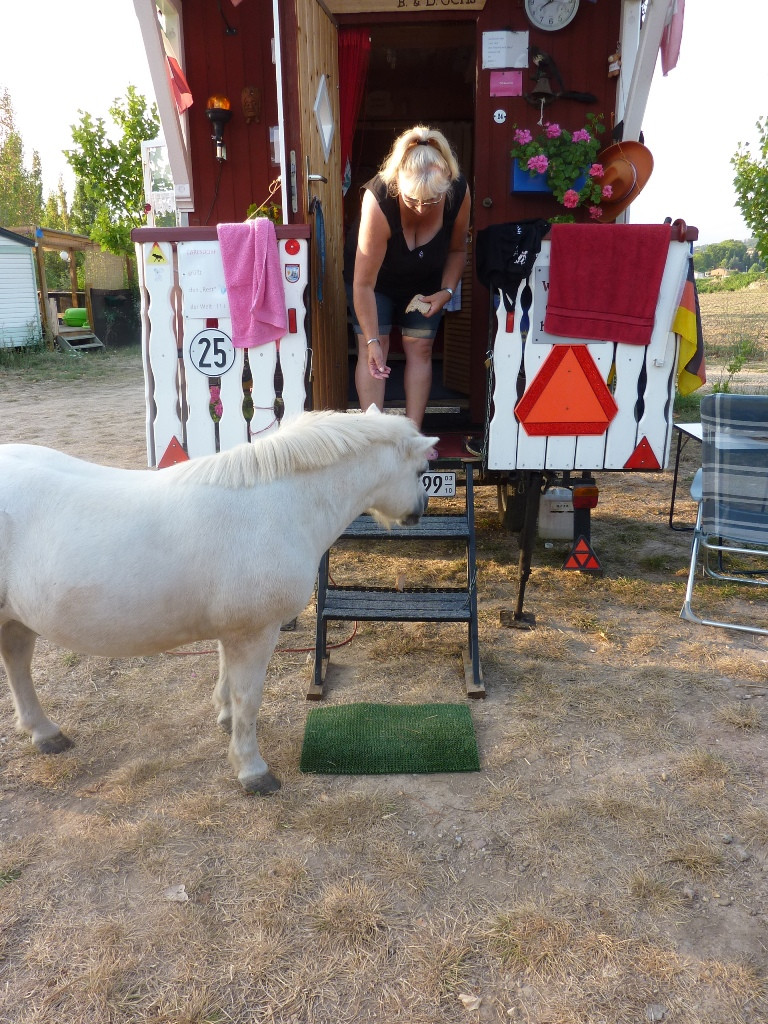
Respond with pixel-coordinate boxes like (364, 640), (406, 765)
(305, 155), (327, 199)
(482, 196), (493, 208)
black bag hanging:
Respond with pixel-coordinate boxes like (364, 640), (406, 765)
(475, 219), (551, 312)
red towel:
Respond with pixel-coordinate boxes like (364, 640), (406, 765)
(543, 224), (671, 346)
(217, 219), (288, 349)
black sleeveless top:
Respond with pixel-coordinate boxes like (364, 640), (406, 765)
(343, 173), (468, 302)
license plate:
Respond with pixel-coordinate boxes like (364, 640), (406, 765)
(421, 471), (456, 498)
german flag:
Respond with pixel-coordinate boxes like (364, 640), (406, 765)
(673, 257), (706, 396)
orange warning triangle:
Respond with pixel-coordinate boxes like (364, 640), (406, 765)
(158, 437), (189, 468)
(623, 436), (661, 470)
(563, 535), (602, 572)
(515, 345), (618, 436)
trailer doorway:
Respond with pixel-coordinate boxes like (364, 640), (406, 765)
(343, 21), (477, 433)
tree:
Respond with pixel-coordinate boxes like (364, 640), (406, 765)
(0, 89), (43, 227)
(65, 86), (160, 256)
(732, 116), (768, 265)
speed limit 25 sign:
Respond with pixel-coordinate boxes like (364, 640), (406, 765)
(188, 328), (236, 377)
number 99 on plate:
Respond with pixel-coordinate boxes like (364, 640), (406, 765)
(420, 472), (456, 498)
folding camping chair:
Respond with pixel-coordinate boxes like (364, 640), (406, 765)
(680, 393), (768, 636)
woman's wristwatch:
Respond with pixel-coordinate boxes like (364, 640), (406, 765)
(442, 287), (453, 298)
(367, 338), (380, 346)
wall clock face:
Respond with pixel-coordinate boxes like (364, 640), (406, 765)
(525, 0), (580, 32)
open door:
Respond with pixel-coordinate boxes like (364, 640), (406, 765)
(277, 0), (348, 411)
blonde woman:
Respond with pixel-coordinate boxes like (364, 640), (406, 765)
(343, 125), (471, 434)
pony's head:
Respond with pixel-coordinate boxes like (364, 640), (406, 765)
(359, 406), (437, 527)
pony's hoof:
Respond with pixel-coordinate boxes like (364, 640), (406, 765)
(240, 771), (281, 795)
(35, 732), (74, 754)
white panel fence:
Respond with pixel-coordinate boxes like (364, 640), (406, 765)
(487, 237), (691, 472)
(133, 226), (310, 467)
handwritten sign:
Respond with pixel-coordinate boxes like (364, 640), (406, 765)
(482, 30), (529, 69)
(177, 241), (230, 319)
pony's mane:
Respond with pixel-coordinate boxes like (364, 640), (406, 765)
(171, 410), (423, 488)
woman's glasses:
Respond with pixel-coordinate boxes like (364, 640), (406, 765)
(401, 194), (444, 208)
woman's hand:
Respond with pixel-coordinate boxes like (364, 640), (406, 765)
(420, 289), (452, 315)
(367, 340), (391, 381)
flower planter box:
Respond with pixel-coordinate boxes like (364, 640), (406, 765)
(511, 158), (586, 195)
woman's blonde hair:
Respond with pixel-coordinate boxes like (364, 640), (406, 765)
(379, 125), (460, 201)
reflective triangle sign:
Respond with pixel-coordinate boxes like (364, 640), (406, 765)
(563, 535), (602, 572)
(624, 436), (661, 470)
(158, 436), (189, 468)
(515, 345), (618, 436)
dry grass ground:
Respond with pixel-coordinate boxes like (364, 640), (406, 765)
(1, 317), (767, 1023)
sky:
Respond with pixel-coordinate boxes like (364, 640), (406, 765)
(1, 0), (156, 196)
(1, 1), (765, 246)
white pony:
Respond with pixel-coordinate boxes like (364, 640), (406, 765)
(0, 408), (437, 794)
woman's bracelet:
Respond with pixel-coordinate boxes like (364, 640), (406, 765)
(367, 338), (379, 346)
(442, 286), (454, 298)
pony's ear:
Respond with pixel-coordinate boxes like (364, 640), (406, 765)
(364, 404), (382, 416)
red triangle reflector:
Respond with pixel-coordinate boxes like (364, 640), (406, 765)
(624, 436), (661, 470)
(563, 535), (602, 572)
(158, 436), (189, 468)
(515, 345), (618, 436)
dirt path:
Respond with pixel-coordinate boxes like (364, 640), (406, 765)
(1, 352), (766, 1024)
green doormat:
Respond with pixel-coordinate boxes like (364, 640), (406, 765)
(300, 702), (480, 775)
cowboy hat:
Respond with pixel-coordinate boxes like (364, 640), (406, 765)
(596, 141), (654, 222)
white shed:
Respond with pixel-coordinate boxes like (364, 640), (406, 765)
(0, 227), (43, 348)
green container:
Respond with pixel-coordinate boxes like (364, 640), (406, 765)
(63, 307), (89, 327)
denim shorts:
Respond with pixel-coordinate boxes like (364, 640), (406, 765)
(346, 285), (441, 341)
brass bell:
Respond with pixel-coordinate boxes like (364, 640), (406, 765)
(530, 72), (554, 100)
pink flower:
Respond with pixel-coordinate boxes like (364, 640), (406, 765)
(544, 123), (562, 138)
(527, 154), (549, 174)
(513, 128), (532, 145)
(563, 189), (580, 209)
(589, 206), (603, 220)
(588, 163), (604, 178)
(210, 386), (221, 400)
(572, 129), (591, 143)
(601, 184), (613, 199)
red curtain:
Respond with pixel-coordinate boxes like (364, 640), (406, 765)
(338, 28), (371, 188)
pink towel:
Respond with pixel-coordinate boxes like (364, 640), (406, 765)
(660, 0), (685, 76)
(217, 219), (288, 348)
(543, 224), (671, 346)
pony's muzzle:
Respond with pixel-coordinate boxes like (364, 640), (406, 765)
(401, 490), (428, 525)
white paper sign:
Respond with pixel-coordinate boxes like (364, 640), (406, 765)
(482, 30), (529, 70)
(178, 241), (230, 318)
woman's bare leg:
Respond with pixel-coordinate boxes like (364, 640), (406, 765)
(402, 334), (433, 430)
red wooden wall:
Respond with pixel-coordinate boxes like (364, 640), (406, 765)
(181, 0), (280, 226)
(473, 1), (624, 234)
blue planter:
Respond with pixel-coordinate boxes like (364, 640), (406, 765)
(511, 158), (586, 195)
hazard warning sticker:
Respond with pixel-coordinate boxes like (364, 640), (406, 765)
(562, 536), (602, 572)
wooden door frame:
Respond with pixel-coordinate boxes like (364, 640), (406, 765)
(273, 0), (349, 412)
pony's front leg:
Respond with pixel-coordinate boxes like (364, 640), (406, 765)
(1, 621), (74, 754)
(220, 628), (282, 795)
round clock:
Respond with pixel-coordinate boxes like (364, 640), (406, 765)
(525, 0), (580, 32)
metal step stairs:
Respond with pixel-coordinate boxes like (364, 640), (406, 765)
(310, 464), (484, 700)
